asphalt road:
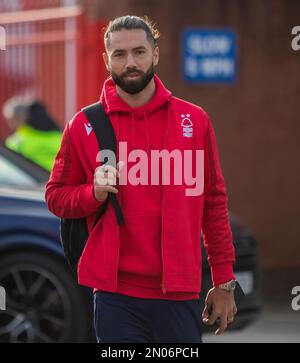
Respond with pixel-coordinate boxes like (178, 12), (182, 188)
(203, 303), (300, 343)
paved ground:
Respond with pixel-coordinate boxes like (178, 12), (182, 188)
(203, 303), (300, 343)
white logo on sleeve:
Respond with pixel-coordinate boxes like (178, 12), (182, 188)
(85, 123), (93, 136)
(181, 114), (193, 138)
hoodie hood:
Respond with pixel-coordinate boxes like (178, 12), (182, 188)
(100, 75), (173, 153)
(100, 74), (172, 115)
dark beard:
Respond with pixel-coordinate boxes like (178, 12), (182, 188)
(111, 64), (154, 95)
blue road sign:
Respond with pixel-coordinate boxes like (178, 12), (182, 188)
(183, 29), (237, 83)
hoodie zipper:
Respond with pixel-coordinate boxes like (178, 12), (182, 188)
(161, 186), (166, 295)
(160, 103), (173, 296)
(114, 225), (120, 291)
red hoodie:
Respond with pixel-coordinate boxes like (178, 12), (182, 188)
(45, 75), (235, 301)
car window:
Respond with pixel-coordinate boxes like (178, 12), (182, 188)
(0, 154), (39, 188)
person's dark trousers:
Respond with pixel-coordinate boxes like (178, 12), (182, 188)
(93, 291), (203, 343)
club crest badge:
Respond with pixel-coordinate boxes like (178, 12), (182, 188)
(181, 114), (193, 138)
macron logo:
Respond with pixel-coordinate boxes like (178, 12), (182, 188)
(85, 123), (93, 136)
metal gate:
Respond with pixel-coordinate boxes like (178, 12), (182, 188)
(0, 5), (84, 139)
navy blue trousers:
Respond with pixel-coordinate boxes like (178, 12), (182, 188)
(94, 291), (203, 343)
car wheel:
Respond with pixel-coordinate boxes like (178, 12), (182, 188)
(0, 251), (91, 343)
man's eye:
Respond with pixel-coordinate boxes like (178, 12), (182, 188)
(136, 50), (145, 55)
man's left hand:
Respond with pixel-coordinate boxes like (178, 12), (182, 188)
(202, 287), (237, 336)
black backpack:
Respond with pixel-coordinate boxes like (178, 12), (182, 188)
(60, 103), (125, 275)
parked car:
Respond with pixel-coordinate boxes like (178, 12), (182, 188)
(0, 144), (261, 342)
(0, 144), (49, 189)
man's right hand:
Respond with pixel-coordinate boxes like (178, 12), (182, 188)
(93, 161), (124, 202)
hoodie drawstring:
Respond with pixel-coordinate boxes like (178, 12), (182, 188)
(116, 113), (120, 142)
(164, 101), (173, 148)
(129, 110), (151, 155)
(116, 101), (173, 157)
(143, 110), (151, 154)
(131, 113), (136, 149)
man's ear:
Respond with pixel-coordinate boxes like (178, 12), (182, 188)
(103, 52), (110, 72)
(153, 46), (159, 67)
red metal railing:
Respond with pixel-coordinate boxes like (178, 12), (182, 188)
(0, 0), (63, 12)
(0, 4), (107, 140)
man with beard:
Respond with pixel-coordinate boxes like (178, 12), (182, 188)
(46, 16), (237, 343)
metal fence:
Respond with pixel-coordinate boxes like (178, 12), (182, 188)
(0, 0), (71, 12)
(0, 4), (84, 139)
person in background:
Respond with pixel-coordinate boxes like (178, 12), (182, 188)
(2, 97), (62, 171)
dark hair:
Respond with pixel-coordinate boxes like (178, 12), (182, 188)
(26, 101), (61, 132)
(3, 97), (61, 132)
(104, 15), (160, 50)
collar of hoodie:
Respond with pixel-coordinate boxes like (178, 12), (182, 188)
(100, 74), (173, 154)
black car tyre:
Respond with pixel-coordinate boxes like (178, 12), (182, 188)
(0, 251), (91, 343)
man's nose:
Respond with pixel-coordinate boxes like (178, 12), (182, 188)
(125, 53), (137, 68)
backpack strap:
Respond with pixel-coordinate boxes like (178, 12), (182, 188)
(82, 102), (125, 226)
